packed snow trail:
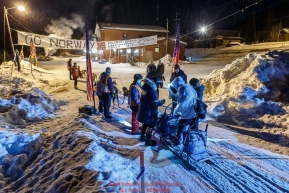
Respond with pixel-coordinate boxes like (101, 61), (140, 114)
(79, 111), (289, 193)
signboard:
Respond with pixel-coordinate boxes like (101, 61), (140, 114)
(17, 30), (157, 50)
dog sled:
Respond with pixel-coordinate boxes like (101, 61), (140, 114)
(153, 102), (212, 162)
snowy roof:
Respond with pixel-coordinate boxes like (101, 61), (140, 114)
(97, 22), (169, 33)
(168, 38), (187, 45)
(209, 29), (242, 33)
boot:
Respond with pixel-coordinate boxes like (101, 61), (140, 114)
(140, 135), (145, 142)
(145, 129), (157, 146)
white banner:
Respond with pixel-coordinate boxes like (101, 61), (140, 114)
(17, 31), (157, 50)
(105, 35), (157, 49)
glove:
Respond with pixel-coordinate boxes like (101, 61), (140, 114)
(158, 99), (165, 106)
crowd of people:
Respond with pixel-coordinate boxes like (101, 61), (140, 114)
(69, 58), (205, 146)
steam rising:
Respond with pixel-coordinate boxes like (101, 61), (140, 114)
(45, 13), (85, 39)
(101, 5), (114, 23)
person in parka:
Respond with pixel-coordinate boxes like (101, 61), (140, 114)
(129, 74), (143, 135)
(95, 72), (106, 113)
(189, 78), (205, 100)
(138, 78), (165, 142)
(170, 64), (187, 84)
(146, 66), (162, 95)
(101, 67), (114, 118)
(169, 76), (199, 145)
(156, 60), (165, 88)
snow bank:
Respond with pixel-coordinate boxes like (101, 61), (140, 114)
(78, 132), (138, 184)
(0, 76), (66, 127)
(135, 54), (173, 67)
(203, 50), (289, 129)
(2, 129), (138, 192)
(0, 130), (43, 188)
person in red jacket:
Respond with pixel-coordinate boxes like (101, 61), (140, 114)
(128, 74), (143, 135)
(71, 63), (79, 89)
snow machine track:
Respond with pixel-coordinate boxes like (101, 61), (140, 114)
(154, 133), (289, 193)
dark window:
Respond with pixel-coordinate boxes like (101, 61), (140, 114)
(138, 35), (143, 38)
(123, 34), (127, 40)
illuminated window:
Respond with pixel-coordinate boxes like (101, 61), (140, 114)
(123, 34), (127, 39)
(141, 48), (144, 56)
(133, 49), (139, 56)
(155, 48), (159, 53)
(120, 49), (126, 56)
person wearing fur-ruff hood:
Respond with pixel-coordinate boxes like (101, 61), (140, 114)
(169, 76), (199, 145)
(138, 78), (165, 143)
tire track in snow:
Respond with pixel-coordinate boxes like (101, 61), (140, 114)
(206, 141), (289, 192)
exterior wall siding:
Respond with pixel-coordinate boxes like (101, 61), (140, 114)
(98, 29), (186, 63)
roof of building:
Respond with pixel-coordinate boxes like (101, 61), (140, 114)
(209, 29), (242, 33)
(97, 22), (169, 33)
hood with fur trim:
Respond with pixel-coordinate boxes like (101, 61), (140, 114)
(144, 78), (157, 91)
(169, 76), (186, 94)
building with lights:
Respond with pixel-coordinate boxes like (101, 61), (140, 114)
(94, 22), (187, 64)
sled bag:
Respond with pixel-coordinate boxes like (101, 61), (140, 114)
(79, 105), (95, 115)
(183, 129), (207, 156)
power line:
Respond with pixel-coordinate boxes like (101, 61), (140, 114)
(180, 0), (263, 38)
(7, 12), (33, 33)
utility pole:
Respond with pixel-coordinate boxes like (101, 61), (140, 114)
(156, 0), (160, 25)
(173, 12), (180, 37)
(166, 18), (168, 55)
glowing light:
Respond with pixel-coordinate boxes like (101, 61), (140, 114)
(113, 49), (116, 52)
(135, 49), (139, 53)
(127, 49), (131, 54)
(200, 27), (206, 33)
(18, 6), (25, 11)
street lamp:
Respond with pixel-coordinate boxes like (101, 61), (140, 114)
(3, 5), (25, 62)
(200, 27), (206, 33)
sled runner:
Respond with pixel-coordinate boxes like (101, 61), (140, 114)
(154, 102), (212, 162)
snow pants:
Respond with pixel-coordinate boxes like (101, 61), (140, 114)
(131, 111), (139, 133)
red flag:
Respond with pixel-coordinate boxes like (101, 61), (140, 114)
(85, 23), (95, 101)
(171, 23), (180, 74)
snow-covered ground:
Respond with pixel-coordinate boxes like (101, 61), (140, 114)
(1, 44), (289, 192)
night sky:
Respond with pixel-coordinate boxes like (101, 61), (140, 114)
(1, 0), (288, 55)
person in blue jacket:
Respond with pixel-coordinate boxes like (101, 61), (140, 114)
(138, 78), (165, 142)
(189, 78), (205, 100)
(129, 74), (143, 135)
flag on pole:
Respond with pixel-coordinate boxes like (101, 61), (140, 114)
(85, 23), (95, 102)
(30, 41), (38, 66)
(20, 46), (24, 61)
(171, 23), (180, 74)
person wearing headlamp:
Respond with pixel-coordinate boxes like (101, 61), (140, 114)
(169, 76), (199, 146)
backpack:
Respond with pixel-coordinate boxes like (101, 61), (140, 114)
(96, 80), (103, 96)
(79, 105), (95, 115)
(194, 99), (207, 119)
(101, 76), (110, 93)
